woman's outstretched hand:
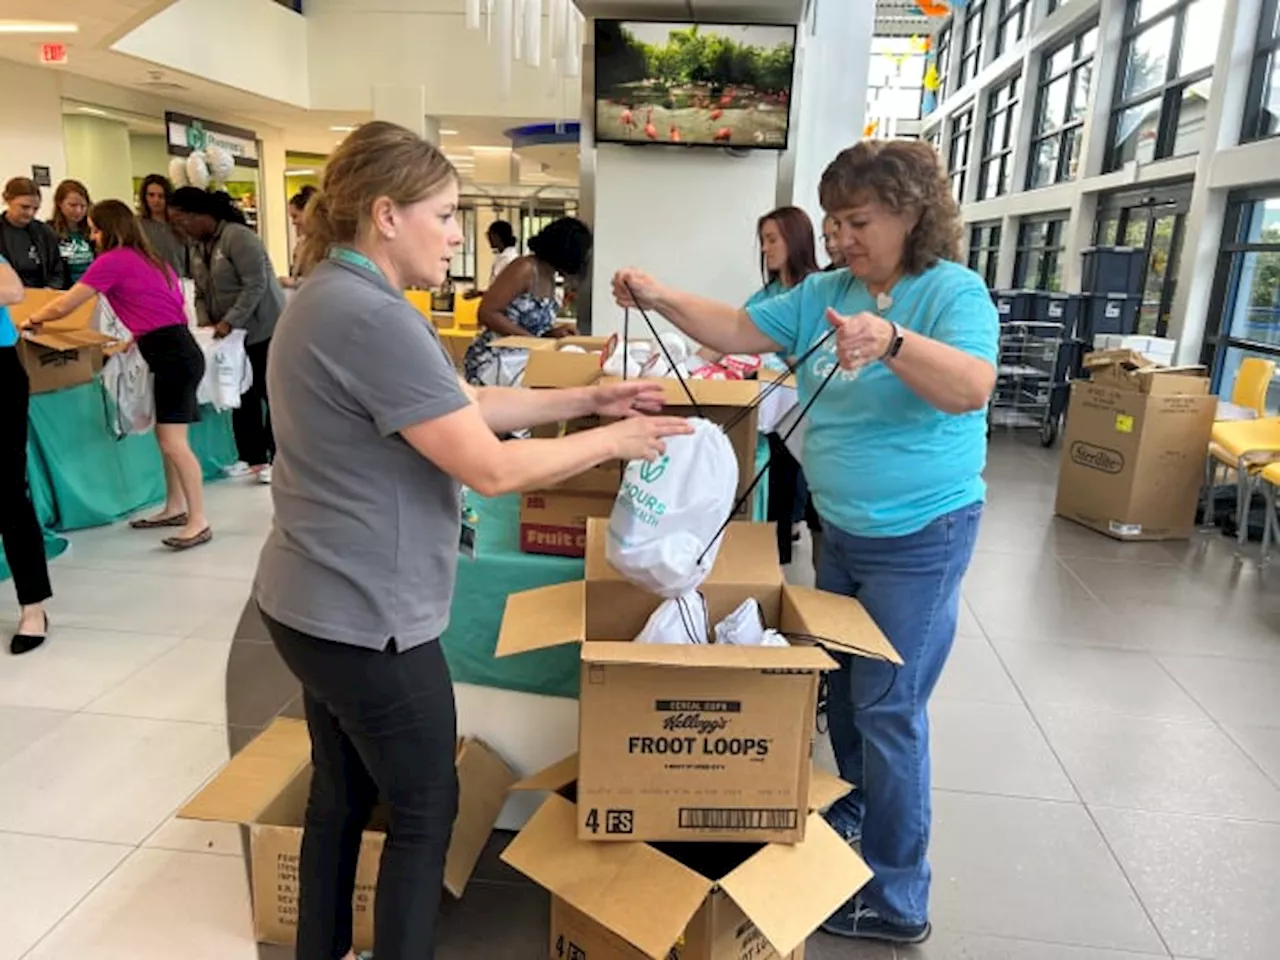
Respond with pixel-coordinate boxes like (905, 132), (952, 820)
(612, 269), (663, 311)
(593, 380), (666, 418)
(604, 415), (693, 463)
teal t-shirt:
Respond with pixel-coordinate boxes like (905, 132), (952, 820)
(59, 233), (95, 284)
(0, 255), (16, 348)
(746, 260), (999, 538)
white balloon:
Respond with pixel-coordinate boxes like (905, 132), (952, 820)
(205, 145), (235, 183)
(167, 157), (189, 187)
(185, 152), (210, 189)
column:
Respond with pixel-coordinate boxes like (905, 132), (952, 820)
(62, 114), (133, 205)
(372, 85), (427, 138)
(779, 0), (875, 235)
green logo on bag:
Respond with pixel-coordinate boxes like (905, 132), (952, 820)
(639, 455), (669, 484)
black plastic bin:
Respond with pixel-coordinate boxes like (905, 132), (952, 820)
(1085, 292), (1141, 335)
(1033, 291), (1083, 329)
(1081, 247), (1145, 296)
(993, 289), (1038, 321)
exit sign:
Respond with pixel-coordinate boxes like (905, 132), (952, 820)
(40, 43), (67, 65)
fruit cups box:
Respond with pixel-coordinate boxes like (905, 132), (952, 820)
(178, 719), (517, 954)
(500, 756), (866, 959)
(519, 488), (616, 557)
(1055, 351), (1217, 541)
(495, 520), (900, 844)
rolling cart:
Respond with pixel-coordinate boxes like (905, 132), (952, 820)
(989, 320), (1069, 446)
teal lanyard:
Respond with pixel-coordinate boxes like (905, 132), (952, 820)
(328, 246), (387, 284)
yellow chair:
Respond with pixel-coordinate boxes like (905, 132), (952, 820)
(1232, 356), (1275, 416)
(453, 295), (481, 330)
(1259, 460), (1280, 562)
(1204, 416), (1280, 551)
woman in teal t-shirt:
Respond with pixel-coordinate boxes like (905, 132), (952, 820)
(613, 139), (998, 948)
(0, 254), (53, 655)
(744, 206), (820, 565)
(52, 180), (94, 284)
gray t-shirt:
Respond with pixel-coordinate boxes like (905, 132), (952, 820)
(254, 257), (470, 650)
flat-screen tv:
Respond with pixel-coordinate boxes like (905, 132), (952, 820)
(594, 20), (797, 151)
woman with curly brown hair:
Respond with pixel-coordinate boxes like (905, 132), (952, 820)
(614, 139), (998, 946)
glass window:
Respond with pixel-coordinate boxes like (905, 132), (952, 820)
(959, 2), (986, 86)
(1108, 0), (1218, 169)
(935, 22), (954, 104)
(1244, 0), (1280, 140)
(1207, 195), (1280, 400)
(968, 221), (1003, 287)
(996, 0), (1028, 56)
(868, 37), (929, 124)
(1013, 214), (1069, 290)
(1028, 23), (1098, 188)
(948, 106), (975, 201)
(979, 74), (1020, 199)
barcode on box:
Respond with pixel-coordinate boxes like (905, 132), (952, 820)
(678, 807), (799, 831)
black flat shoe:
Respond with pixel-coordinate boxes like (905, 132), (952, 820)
(10, 613), (48, 655)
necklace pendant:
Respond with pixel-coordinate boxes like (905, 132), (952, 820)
(876, 292), (893, 313)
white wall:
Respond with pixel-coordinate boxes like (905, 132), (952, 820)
(0, 60), (67, 218)
(63, 114), (135, 207)
(130, 133), (170, 180)
(112, 0), (310, 108)
(590, 144), (779, 338)
(305, 0), (580, 118)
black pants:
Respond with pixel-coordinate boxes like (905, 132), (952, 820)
(766, 432), (820, 565)
(263, 611), (458, 960)
(0, 349), (52, 607)
(232, 337), (274, 467)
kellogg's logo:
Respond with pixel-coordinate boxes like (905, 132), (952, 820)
(1070, 441), (1124, 474)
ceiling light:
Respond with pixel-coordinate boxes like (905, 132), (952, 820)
(329, 124), (357, 132)
(0, 20), (79, 34)
(439, 128), (459, 136)
(286, 168), (317, 176)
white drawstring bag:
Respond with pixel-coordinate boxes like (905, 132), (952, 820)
(636, 592), (710, 645)
(102, 345), (155, 438)
(607, 416), (738, 599)
(714, 598), (789, 648)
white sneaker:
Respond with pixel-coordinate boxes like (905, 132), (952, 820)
(223, 461), (252, 479)
(257, 465), (273, 485)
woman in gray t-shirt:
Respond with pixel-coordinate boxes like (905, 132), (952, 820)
(253, 121), (689, 960)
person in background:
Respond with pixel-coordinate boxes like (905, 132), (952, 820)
(169, 187), (284, 484)
(137, 174), (187, 276)
(462, 216), (590, 385)
(0, 254), (52, 655)
(823, 213), (847, 271)
(487, 219), (519, 284)
(745, 205), (822, 566)
(256, 120), (688, 960)
(27, 200), (210, 550)
(613, 139), (998, 947)
(282, 185), (317, 288)
(0, 178), (66, 289)
(51, 180), (94, 284)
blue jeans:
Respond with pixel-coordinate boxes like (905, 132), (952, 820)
(817, 502), (982, 926)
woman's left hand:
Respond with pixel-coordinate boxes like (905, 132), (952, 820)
(593, 381), (666, 418)
(548, 324), (578, 339)
(825, 308), (894, 371)
(213, 321), (233, 339)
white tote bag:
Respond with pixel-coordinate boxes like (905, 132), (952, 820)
(607, 417), (738, 598)
(102, 345), (155, 439)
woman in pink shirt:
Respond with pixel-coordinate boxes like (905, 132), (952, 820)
(28, 200), (211, 550)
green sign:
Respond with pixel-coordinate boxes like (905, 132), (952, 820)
(185, 120), (207, 151)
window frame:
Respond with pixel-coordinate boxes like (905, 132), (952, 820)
(1203, 190), (1280, 378)
(958, 1), (987, 87)
(948, 104), (976, 202)
(1027, 21), (1099, 189)
(1242, 0), (1280, 141)
(1013, 213), (1070, 290)
(995, 0), (1029, 56)
(979, 73), (1021, 199)
(1105, 0), (1218, 171)
(968, 220), (1003, 287)
(934, 20), (954, 105)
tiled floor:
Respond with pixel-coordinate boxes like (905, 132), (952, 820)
(1, 435), (1279, 959)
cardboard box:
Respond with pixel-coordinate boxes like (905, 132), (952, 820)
(502, 763), (865, 960)
(497, 520), (900, 843)
(179, 718), (517, 953)
(520, 489), (615, 557)
(1093, 334), (1177, 366)
(7, 287), (100, 332)
(1056, 355), (1217, 541)
(15, 328), (117, 394)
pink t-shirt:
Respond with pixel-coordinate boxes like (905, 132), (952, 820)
(81, 247), (187, 337)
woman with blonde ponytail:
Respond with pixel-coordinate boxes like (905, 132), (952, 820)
(253, 121), (690, 960)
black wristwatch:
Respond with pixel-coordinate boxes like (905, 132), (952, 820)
(880, 320), (905, 362)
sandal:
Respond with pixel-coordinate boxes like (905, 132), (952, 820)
(130, 513), (188, 530)
(162, 528), (213, 551)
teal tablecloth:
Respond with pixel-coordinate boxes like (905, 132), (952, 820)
(439, 443), (770, 700)
(0, 378), (238, 581)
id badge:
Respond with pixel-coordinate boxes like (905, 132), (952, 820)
(459, 489), (479, 559)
